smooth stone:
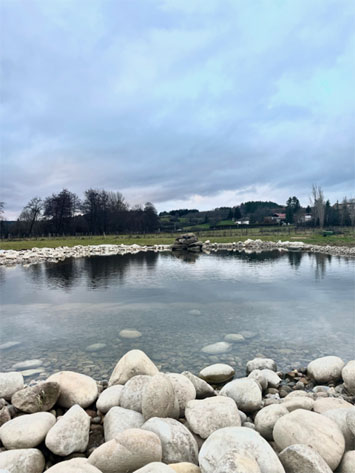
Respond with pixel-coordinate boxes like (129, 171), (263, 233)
(47, 371), (98, 408)
(45, 457), (103, 472)
(224, 334), (245, 343)
(104, 406), (144, 441)
(185, 396), (241, 439)
(88, 428), (162, 473)
(45, 404), (90, 456)
(273, 409), (345, 470)
(336, 451), (355, 473)
(239, 331), (257, 339)
(220, 378), (262, 413)
(188, 310), (201, 316)
(347, 409), (355, 436)
(248, 370), (268, 391)
(120, 375), (152, 412)
(96, 385), (124, 413)
(169, 462), (201, 472)
(135, 463), (175, 472)
(282, 397), (314, 412)
(342, 361), (355, 395)
(246, 358), (277, 373)
(279, 444), (332, 473)
(214, 451), (261, 473)
(119, 329), (142, 338)
(167, 373), (196, 416)
(0, 341), (21, 350)
(324, 408), (355, 450)
(108, 349), (159, 386)
(307, 356), (345, 384)
(11, 382), (60, 413)
(181, 372), (215, 398)
(142, 374), (179, 420)
(199, 364), (235, 384)
(254, 404), (289, 440)
(260, 369), (281, 388)
(0, 448), (45, 473)
(313, 397), (354, 413)
(21, 368), (45, 377)
(12, 360), (43, 370)
(201, 342), (231, 355)
(143, 417), (199, 465)
(0, 372), (24, 400)
(0, 406), (11, 426)
(198, 426), (285, 473)
(86, 343), (107, 352)
(0, 412), (56, 449)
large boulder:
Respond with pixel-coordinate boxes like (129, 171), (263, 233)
(273, 409), (345, 470)
(167, 373), (196, 416)
(11, 382), (60, 413)
(246, 358), (277, 373)
(47, 371), (98, 408)
(347, 409), (355, 436)
(201, 342), (231, 355)
(181, 372), (215, 398)
(254, 404), (289, 440)
(324, 408), (355, 451)
(342, 360), (355, 395)
(120, 375), (152, 412)
(199, 364), (235, 384)
(45, 404), (90, 456)
(169, 462), (201, 472)
(279, 444), (332, 473)
(135, 463), (175, 472)
(0, 372), (24, 400)
(0, 411), (55, 449)
(142, 374), (179, 420)
(143, 417), (199, 465)
(46, 458), (103, 473)
(307, 356), (344, 383)
(185, 396), (241, 439)
(0, 448), (45, 473)
(220, 378), (262, 412)
(214, 452), (261, 473)
(108, 350), (159, 386)
(198, 426), (285, 473)
(104, 406), (144, 441)
(172, 234), (202, 252)
(336, 451), (355, 473)
(96, 385), (124, 413)
(313, 397), (353, 414)
(88, 428), (162, 473)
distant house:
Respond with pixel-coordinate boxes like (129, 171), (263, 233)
(299, 214), (312, 223)
(235, 218), (250, 225)
(270, 213), (286, 224)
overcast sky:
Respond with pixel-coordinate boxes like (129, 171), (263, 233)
(1, 0), (354, 219)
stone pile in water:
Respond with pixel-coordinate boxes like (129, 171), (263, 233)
(0, 350), (354, 472)
(172, 233), (203, 252)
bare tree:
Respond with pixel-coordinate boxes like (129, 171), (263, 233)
(19, 197), (43, 236)
(310, 185), (325, 228)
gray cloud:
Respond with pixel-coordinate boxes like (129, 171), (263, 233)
(1, 0), (354, 218)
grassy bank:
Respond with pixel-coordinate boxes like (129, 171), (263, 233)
(1, 227), (354, 251)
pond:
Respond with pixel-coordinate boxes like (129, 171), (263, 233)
(0, 250), (354, 380)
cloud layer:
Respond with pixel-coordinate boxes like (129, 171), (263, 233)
(1, 0), (354, 218)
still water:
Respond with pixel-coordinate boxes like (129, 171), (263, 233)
(0, 250), (354, 379)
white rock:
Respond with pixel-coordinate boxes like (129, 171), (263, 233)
(260, 369), (281, 388)
(0, 372), (24, 400)
(21, 368), (45, 377)
(47, 371), (98, 408)
(307, 356), (345, 383)
(201, 342), (231, 354)
(143, 417), (199, 464)
(336, 450), (355, 473)
(224, 334), (245, 343)
(46, 458), (103, 472)
(199, 364), (235, 384)
(0, 341), (21, 350)
(86, 343), (106, 352)
(104, 406), (144, 441)
(198, 426), (285, 473)
(168, 462), (201, 472)
(182, 372), (215, 398)
(273, 409), (345, 470)
(0, 412), (55, 449)
(109, 349), (159, 386)
(248, 370), (268, 390)
(185, 396), (241, 439)
(120, 375), (152, 412)
(45, 404), (90, 456)
(279, 444), (332, 473)
(142, 374), (179, 420)
(214, 451), (261, 473)
(135, 463), (175, 472)
(254, 404), (289, 440)
(246, 358), (277, 373)
(283, 397), (314, 412)
(96, 385), (124, 413)
(220, 378), (262, 412)
(88, 428), (162, 473)
(0, 448), (45, 473)
(324, 408), (355, 451)
(313, 397), (354, 414)
(12, 359), (43, 370)
(167, 373), (196, 416)
(347, 409), (355, 436)
(119, 329), (142, 338)
(342, 361), (355, 395)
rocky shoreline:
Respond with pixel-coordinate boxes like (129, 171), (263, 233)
(0, 238), (354, 266)
(0, 350), (354, 472)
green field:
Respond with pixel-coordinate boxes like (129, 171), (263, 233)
(1, 227), (354, 251)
